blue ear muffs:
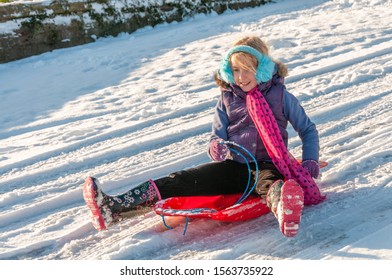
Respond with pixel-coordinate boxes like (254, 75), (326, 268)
(219, 45), (275, 84)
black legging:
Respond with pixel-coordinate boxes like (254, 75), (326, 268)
(155, 160), (284, 199)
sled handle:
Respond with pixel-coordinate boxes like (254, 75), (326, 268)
(226, 145), (252, 203)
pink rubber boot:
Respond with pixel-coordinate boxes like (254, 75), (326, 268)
(267, 179), (304, 237)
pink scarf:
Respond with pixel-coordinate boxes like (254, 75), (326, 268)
(246, 88), (325, 205)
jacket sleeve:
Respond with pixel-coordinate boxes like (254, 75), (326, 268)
(283, 90), (320, 162)
(210, 95), (229, 141)
(207, 95), (230, 159)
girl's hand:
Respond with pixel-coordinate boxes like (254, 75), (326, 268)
(302, 160), (320, 179)
(209, 139), (229, 162)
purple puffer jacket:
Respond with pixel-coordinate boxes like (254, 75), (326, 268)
(209, 74), (319, 163)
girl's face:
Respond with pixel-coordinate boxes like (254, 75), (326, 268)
(230, 55), (258, 92)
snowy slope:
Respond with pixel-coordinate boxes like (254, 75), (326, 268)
(0, 0), (391, 261)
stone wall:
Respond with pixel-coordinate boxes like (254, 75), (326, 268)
(0, 0), (270, 63)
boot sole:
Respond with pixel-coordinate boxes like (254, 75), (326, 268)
(280, 180), (304, 237)
(83, 177), (107, 231)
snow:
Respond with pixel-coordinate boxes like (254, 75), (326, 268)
(1, 0), (392, 270)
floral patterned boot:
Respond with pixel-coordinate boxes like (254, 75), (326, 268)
(83, 177), (161, 231)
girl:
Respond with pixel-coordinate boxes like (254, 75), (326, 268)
(83, 36), (325, 238)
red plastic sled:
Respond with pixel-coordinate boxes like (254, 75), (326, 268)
(153, 160), (328, 225)
(153, 193), (270, 223)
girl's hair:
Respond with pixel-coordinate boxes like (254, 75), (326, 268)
(214, 36), (288, 88)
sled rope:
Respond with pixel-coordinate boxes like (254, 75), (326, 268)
(161, 214), (190, 235)
(183, 216), (190, 235)
(161, 214), (173, 230)
(223, 141), (259, 204)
